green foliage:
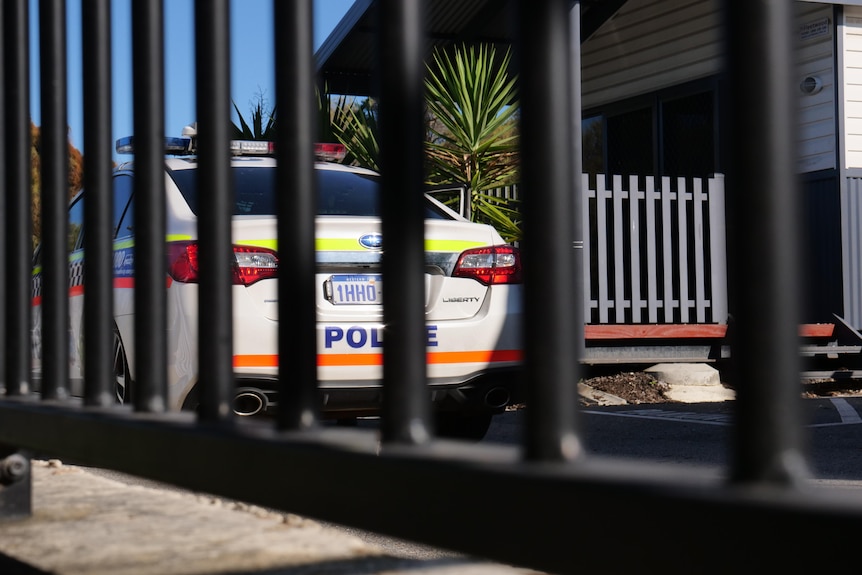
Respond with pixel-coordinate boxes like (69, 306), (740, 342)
(235, 46), (525, 241)
(423, 43), (522, 242)
(232, 90), (276, 140)
(330, 96), (380, 171)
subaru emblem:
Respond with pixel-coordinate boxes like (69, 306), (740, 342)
(358, 233), (383, 250)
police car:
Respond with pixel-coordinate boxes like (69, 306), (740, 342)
(31, 128), (523, 439)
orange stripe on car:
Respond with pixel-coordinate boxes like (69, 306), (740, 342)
(426, 350), (523, 363)
(318, 354), (384, 367)
(233, 350), (522, 368)
(234, 355), (280, 368)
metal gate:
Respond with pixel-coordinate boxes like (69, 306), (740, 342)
(2, 1), (862, 573)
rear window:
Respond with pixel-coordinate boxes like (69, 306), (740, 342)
(169, 166), (450, 219)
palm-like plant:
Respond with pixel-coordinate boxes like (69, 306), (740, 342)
(424, 43), (521, 241)
(319, 44), (523, 241)
(232, 97), (276, 141)
(331, 96), (380, 171)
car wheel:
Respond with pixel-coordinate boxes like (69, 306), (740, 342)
(112, 327), (132, 404)
(435, 412), (494, 441)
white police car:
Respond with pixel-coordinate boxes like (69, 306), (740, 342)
(31, 131), (523, 439)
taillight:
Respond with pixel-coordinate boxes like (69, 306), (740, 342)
(232, 245), (279, 285)
(167, 241), (200, 282)
(167, 241), (278, 286)
(453, 245), (522, 285)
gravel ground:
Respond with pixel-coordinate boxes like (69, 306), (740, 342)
(581, 368), (862, 405)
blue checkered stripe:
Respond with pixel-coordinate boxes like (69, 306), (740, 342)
(69, 259), (84, 289)
(31, 258), (86, 301)
(31, 272), (42, 300)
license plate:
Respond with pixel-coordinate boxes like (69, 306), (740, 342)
(325, 274), (382, 305)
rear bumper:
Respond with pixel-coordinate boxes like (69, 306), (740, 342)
(230, 367), (524, 418)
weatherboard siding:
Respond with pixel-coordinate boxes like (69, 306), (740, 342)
(796, 2), (836, 173)
(581, 0), (722, 109)
(844, 5), (862, 169)
(582, 0), (836, 175)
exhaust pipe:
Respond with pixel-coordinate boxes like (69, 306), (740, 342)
(484, 387), (511, 409)
(234, 388), (268, 416)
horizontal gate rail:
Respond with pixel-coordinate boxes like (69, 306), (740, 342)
(1, 402), (862, 573)
(3, 1), (862, 574)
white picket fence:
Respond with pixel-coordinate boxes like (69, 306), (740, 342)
(490, 174), (728, 325)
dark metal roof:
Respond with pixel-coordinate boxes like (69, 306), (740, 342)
(315, 0), (626, 95)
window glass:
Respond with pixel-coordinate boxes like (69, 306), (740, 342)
(582, 115), (604, 177)
(68, 196), (85, 252)
(606, 107), (653, 178)
(169, 167), (450, 220)
(661, 91), (715, 178)
(584, 82), (718, 179)
(113, 174), (135, 239)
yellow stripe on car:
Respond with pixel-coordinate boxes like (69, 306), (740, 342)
(236, 238), (485, 252)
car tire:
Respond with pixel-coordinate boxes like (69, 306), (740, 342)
(435, 412), (494, 441)
(112, 326), (132, 404)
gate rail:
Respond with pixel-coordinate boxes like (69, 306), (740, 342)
(2, 1), (862, 574)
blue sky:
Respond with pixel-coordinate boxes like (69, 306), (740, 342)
(28, 0), (356, 156)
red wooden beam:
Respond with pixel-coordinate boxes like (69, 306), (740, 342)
(583, 324), (835, 341)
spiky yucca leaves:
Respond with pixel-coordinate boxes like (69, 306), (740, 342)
(331, 96), (380, 171)
(232, 99), (276, 141)
(424, 43), (521, 241)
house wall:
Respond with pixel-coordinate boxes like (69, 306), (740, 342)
(797, 3), (837, 172)
(582, 0), (846, 324)
(581, 0), (722, 110)
(582, 0), (837, 175)
(844, 5), (862, 169)
(842, 6), (862, 327)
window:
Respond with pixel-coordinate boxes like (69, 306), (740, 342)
(68, 196), (84, 252)
(582, 115), (604, 176)
(583, 80), (719, 179)
(607, 107), (654, 177)
(168, 167), (450, 220)
(113, 174), (135, 239)
(660, 91), (715, 177)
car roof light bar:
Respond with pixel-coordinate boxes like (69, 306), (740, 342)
(230, 140), (274, 156)
(116, 132), (346, 163)
(314, 142), (346, 162)
(115, 136), (194, 156)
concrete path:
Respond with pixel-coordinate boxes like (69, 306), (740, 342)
(0, 363), (731, 574)
(0, 460), (543, 575)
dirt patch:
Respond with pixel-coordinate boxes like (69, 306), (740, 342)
(802, 377), (862, 398)
(581, 369), (862, 404)
(581, 371), (673, 404)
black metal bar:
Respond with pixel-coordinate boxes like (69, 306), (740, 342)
(2, 403), (862, 574)
(81, 0), (115, 407)
(274, 0), (319, 430)
(39, 0), (70, 401)
(195, 0), (234, 423)
(517, 0), (583, 461)
(3, 0), (32, 398)
(722, 1), (810, 484)
(569, 0), (586, 401)
(377, 0), (432, 444)
(131, 0), (167, 412)
(0, 1), (7, 397)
